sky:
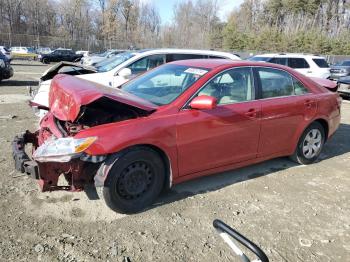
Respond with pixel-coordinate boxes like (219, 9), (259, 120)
(140, 0), (245, 24)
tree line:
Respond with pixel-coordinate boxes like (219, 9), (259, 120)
(0, 0), (350, 54)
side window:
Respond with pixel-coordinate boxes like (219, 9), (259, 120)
(293, 78), (309, 95)
(258, 68), (294, 98)
(288, 58), (310, 68)
(166, 54), (205, 62)
(128, 54), (165, 75)
(197, 67), (254, 105)
(269, 57), (287, 66)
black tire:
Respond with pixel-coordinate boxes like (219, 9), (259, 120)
(290, 122), (325, 165)
(42, 58), (49, 64)
(103, 147), (165, 214)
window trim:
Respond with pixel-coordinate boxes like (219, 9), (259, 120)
(254, 66), (310, 100)
(182, 66), (258, 110)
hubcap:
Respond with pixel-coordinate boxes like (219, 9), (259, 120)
(302, 129), (322, 159)
(117, 161), (154, 200)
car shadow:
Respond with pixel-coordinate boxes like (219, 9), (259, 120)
(83, 123), (350, 211)
(10, 63), (47, 67)
(0, 80), (38, 86)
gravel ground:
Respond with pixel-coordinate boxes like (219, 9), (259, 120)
(0, 60), (349, 262)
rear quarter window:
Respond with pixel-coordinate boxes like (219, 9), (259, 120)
(313, 58), (329, 68)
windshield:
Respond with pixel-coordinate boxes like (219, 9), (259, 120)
(248, 56), (271, 62)
(121, 64), (209, 105)
(95, 52), (135, 72)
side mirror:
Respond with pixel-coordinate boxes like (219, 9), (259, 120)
(190, 95), (217, 110)
(118, 68), (132, 78)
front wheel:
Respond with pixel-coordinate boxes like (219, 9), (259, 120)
(103, 147), (165, 214)
(290, 122), (325, 165)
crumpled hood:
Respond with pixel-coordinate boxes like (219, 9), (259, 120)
(49, 75), (157, 122)
(40, 61), (97, 81)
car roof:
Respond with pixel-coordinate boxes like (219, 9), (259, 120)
(169, 59), (288, 70)
(130, 48), (240, 60)
(254, 53), (325, 59)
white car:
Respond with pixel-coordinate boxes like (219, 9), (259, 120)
(10, 46), (30, 54)
(248, 53), (331, 79)
(76, 50), (90, 57)
(32, 48), (241, 118)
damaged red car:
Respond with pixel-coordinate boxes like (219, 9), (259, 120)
(13, 60), (341, 213)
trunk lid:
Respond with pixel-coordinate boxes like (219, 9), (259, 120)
(310, 77), (338, 91)
(49, 74), (157, 122)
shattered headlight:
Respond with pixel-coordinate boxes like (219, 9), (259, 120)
(33, 136), (97, 162)
(0, 59), (5, 68)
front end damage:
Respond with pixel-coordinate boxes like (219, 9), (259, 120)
(12, 74), (157, 192)
(12, 130), (104, 191)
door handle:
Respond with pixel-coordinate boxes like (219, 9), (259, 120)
(245, 108), (259, 118)
(307, 70), (312, 74)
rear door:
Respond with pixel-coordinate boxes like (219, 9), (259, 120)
(255, 67), (316, 157)
(176, 67), (261, 175)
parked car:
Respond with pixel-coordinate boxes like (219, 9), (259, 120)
(329, 60), (350, 80)
(38, 48), (83, 64)
(0, 52), (13, 82)
(13, 59), (341, 213)
(31, 48), (241, 118)
(81, 49), (125, 66)
(11, 46), (37, 60)
(76, 50), (90, 57)
(0, 46), (12, 61)
(36, 47), (52, 55)
(337, 76), (350, 97)
(248, 53), (331, 79)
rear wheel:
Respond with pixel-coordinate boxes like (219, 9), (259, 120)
(103, 147), (165, 214)
(42, 58), (49, 64)
(290, 122), (325, 165)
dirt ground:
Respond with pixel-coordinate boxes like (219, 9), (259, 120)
(0, 60), (349, 262)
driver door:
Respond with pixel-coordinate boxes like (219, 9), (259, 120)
(176, 67), (261, 176)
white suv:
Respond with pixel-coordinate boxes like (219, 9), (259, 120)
(31, 48), (241, 118)
(248, 53), (330, 79)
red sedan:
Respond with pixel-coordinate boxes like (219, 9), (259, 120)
(13, 60), (341, 213)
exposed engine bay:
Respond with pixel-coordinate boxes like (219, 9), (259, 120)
(56, 97), (150, 136)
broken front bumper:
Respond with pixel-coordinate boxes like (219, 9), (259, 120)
(12, 131), (39, 178)
(12, 131), (102, 191)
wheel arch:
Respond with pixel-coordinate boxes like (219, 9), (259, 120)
(95, 144), (173, 190)
(313, 118), (329, 141)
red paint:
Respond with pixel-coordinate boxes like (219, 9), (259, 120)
(38, 60), (341, 189)
(310, 77), (338, 91)
(49, 74), (157, 121)
(189, 95), (217, 110)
